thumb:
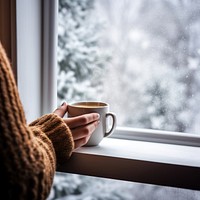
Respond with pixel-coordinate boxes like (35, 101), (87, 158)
(53, 102), (68, 117)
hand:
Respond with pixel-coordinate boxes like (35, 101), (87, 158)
(53, 102), (100, 149)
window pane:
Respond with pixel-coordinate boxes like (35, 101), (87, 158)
(57, 0), (200, 135)
(55, 1), (200, 200)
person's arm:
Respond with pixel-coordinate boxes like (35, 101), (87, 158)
(0, 42), (100, 199)
(53, 102), (100, 149)
(29, 113), (74, 166)
(0, 43), (74, 199)
(29, 103), (100, 166)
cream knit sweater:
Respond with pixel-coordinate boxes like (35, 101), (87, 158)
(0, 42), (74, 199)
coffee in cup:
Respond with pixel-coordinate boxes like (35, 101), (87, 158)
(68, 101), (117, 146)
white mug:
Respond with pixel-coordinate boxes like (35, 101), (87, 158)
(68, 101), (117, 146)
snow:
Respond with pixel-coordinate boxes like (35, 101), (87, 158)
(48, 173), (200, 200)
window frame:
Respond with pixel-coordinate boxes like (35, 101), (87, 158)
(112, 127), (200, 147)
(15, 0), (200, 192)
(0, 0), (17, 80)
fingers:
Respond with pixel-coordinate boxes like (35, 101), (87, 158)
(72, 120), (99, 141)
(64, 113), (100, 150)
(74, 136), (90, 149)
(53, 102), (68, 117)
(53, 104), (100, 149)
(64, 113), (100, 129)
(73, 120), (100, 149)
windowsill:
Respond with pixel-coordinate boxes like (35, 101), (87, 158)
(57, 137), (200, 191)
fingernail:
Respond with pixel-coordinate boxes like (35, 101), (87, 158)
(61, 102), (66, 106)
(96, 113), (100, 119)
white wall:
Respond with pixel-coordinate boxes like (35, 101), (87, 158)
(16, 0), (58, 123)
(16, 0), (42, 122)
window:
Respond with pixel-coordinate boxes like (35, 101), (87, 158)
(57, 0), (200, 136)
(48, 0), (200, 199)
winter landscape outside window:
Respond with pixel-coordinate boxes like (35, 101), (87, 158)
(57, 0), (200, 135)
(47, 0), (200, 200)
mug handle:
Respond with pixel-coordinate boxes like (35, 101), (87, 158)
(105, 112), (117, 137)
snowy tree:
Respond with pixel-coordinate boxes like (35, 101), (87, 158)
(57, 0), (111, 104)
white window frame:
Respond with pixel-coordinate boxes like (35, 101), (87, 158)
(16, 0), (200, 192)
(113, 127), (200, 147)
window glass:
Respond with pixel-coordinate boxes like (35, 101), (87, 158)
(55, 1), (200, 199)
(58, 0), (200, 135)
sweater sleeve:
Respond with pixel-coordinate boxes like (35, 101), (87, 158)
(29, 113), (74, 166)
(0, 43), (73, 200)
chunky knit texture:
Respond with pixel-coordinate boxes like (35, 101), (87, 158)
(0, 42), (74, 199)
